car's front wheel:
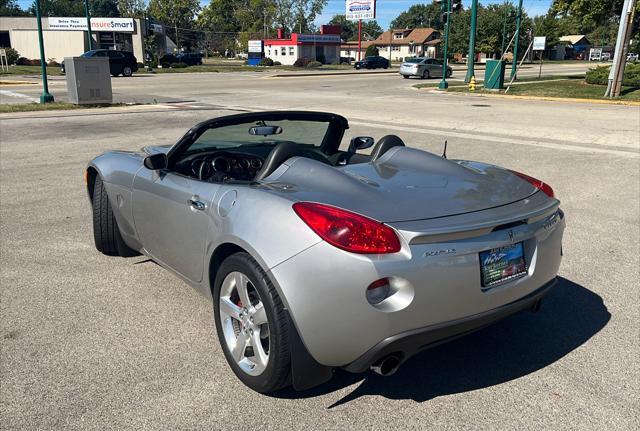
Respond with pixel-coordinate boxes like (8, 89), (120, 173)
(92, 176), (138, 257)
(213, 252), (291, 393)
(122, 66), (133, 77)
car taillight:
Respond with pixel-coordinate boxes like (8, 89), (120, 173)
(292, 202), (401, 254)
(509, 170), (555, 198)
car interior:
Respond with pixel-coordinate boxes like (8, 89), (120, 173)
(169, 116), (405, 183)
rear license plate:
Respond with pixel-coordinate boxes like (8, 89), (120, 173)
(479, 242), (527, 288)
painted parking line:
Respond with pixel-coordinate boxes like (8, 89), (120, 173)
(0, 89), (39, 103)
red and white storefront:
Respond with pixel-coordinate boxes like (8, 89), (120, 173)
(263, 26), (342, 65)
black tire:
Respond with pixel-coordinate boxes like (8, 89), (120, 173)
(92, 176), (138, 257)
(355, 65), (361, 70)
(213, 252), (291, 393)
(446, 69), (452, 78)
(402, 75), (409, 79)
(423, 69), (430, 79)
(122, 66), (133, 77)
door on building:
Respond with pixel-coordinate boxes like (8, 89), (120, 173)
(315, 46), (325, 62)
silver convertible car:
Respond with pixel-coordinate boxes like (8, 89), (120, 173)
(86, 111), (565, 393)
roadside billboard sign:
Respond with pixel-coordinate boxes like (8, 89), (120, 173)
(248, 40), (263, 53)
(533, 36), (546, 51)
(346, 0), (376, 21)
(49, 17), (135, 32)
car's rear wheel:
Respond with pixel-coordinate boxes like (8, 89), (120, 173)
(402, 75), (409, 79)
(422, 69), (430, 79)
(122, 66), (133, 77)
(446, 69), (452, 78)
(213, 252), (291, 393)
(92, 176), (138, 257)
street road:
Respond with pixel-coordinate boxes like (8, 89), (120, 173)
(1, 69), (639, 430)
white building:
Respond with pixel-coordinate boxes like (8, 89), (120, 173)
(373, 28), (441, 61)
(0, 16), (175, 62)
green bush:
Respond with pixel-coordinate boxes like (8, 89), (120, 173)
(293, 57), (312, 67)
(258, 57), (274, 66)
(47, 60), (60, 67)
(273, 61), (281, 66)
(169, 62), (188, 68)
(16, 57), (29, 65)
(585, 63), (640, 87)
(306, 60), (322, 68)
(1, 47), (19, 65)
(27, 59), (41, 66)
(365, 45), (379, 57)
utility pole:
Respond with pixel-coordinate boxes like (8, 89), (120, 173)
(465, 0), (478, 83)
(357, 19), (362, 61)
(438, 0), (451, 90)
(501, 2), (509, 56)
(605, 0), (636, 97)
(33, 0), (54, 103)
(510, 0), (523, 80)
(83, 0), (93, 50)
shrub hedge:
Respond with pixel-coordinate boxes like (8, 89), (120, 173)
(585, 63), (640, 87)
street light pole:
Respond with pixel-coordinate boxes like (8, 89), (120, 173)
(501, 2), (509, 57)
(465, 0), (478, 83)
(34, 0), (54, 103)
(438, 0), (451, 90)
(510, 0), (523, 80)
(84, 0), (93, 50)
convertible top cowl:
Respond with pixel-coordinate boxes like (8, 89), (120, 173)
(264, 146), (538, 223)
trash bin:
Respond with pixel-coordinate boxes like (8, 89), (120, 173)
(64, 56), (112, 104)
(484, 59), (505, 90)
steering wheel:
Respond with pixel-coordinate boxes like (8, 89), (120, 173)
(197, 153), (233, 182)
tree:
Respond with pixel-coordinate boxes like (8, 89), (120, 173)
(148, 0), (201, 50)
(117, 0), (146, 18)
(328, 14), (382, 41)
(273, 0), (327, 33)
(365, 44), (378, 56)
(30, 0), (84, 16)
(1, 0), (29, 16)
(91, 0), (120, 17)
(390, 3), (444, 30)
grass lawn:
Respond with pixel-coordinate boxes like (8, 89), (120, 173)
(0, 102), (119, 114)
(445, 77), (640, 102)
(0, 65), (63, 76)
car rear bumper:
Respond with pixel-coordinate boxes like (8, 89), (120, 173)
(344, 278), (555, 372)
(268, 196), (565, 367)
(399, 69), (420, 76)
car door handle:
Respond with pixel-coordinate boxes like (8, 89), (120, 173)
(188, 199), (206, 211)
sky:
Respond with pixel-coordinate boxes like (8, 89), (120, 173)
(15, 0), (553, 30)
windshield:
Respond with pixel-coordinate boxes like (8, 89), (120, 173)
(186, 119), (330, 154)
(81, 50), (97, 58)
(405, 58), (423, 63)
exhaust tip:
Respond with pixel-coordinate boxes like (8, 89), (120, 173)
(371, 354), (402, 376)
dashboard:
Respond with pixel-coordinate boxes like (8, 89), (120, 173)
(184, 152), (265, 182)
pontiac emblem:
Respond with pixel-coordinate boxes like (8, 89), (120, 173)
(508, 230), (514, 242)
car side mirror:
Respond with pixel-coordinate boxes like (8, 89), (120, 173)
(348, 136), (375, 153)
(143, 153), (168, 170)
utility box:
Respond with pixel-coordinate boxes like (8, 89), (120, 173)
(64, 57), (112, 104)
(484, 59), (506, 90)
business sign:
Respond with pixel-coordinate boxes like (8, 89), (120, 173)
(533, 36), (546, 51)
(49, 17), (135, 33)
(346, 0), (376, 21)
(248, 40), (263, 53)
(297, 34), (341, 43)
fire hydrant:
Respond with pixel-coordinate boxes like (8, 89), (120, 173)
(469, 76), (476, 92)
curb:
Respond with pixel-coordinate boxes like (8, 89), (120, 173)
(425, 89), (640, 106)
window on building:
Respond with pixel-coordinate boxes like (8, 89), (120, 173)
(267, 49), (271, 56)
(281, 47), (286, 55)
(393, 33), (404, 39)
(392, 46), (401, 51)
(289, 47), (294, 55)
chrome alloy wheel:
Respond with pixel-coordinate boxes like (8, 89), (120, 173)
(219, 271), (270, 376)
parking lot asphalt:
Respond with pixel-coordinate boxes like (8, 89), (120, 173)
(1, 76), (639, 430)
